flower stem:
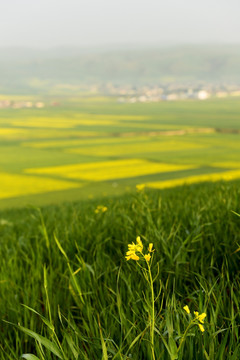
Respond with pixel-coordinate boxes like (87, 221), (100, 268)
(177, 320), (193, 353)
(147, 261), (155, 360)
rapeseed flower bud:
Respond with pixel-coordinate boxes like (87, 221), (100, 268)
(148, 243), (154, 252)
(198, 324), (205, 332)
(136, 236), (143, 252)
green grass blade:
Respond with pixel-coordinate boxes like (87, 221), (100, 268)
(21, 355), (41, 360)
(18, 325), (63, 359)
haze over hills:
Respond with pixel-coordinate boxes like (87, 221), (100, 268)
(1, 44), (240, 94)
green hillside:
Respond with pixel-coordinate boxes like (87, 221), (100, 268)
(1, 45), (240, 93)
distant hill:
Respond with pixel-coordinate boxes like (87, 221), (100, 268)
(1, 44), (240, 94)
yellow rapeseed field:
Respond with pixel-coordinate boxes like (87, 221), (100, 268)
(1, 128), (106, 141)
(25, 159), (196, 182)
(11, 117), (117, 128)
(0, 128), (29, 140)
(142, 169), (240, 190)
(0, 172), (82, 200)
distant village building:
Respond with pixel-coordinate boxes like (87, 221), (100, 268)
(35, 102), (45, 108)
(230, 91), (240, 97)
(216, 92), (228, 98)
(167, 93), (178, 101)
(25, 101), (33, 108)
(197, 90), (210, 100)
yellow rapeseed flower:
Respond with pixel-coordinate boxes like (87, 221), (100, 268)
(126, 237), (154, 262)
(136, 236), (143, 252)
(148, 243), (154, 252)
(128, 243), (138, 252)
(183, 305), (190, 314)
(131, 254), (140, 261)
(198, 313), (206, 324)
(194, 311), (206, 332)
(95, 205), (107, 214)
(144, 253), (151, 262)
(198, 324), (205, 332)
(136, 184), (145, 192)
(194, 311), (206, 322)
(125, 252), (139, 261)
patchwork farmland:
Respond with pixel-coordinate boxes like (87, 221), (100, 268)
(1, 95), (240, 208)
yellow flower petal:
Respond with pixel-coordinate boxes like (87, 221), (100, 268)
(128, 243), (137, 251)
(144, 253), (151, 262)
(95, 205), (107, 213)
(194, 311), (199, 318)
(198, 313), (206, 324)
(148, 243), (154, 252)
(136, 236), (143, 252)
(183, 305), (190, 314)
(198, 323), (205, 332)
(131, 254), (139, 261)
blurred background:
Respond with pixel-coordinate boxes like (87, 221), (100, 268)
(1, 0), (240, 208)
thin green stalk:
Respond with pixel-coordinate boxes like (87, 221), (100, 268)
(147, 261), (156, 360)
(177, 319), (200, 354)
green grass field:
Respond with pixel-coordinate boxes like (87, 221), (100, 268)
(1, 182), (240, 359)
(1, 96), (240, 209)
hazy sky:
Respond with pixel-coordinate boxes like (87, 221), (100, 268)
(1, 0), (240, 48)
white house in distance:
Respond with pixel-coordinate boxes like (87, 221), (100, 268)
(197, 90), (210, 100)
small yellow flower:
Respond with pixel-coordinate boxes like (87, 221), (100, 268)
(136, 184), (145, 192)
(194, 311), (206, 332)
(183, 305), (190, 314)
(148, 243), (154, 252)
(126, 252), (139, 261)
(144, 253), (151, 262)
(198, 323), (205, 332)
(198, 313), (206, 323)
(128, 243), (138, 252)
(95, 205), (107, 214)
(136, 236), (143, 252)
(131, 254), (140, 261)
(126, 250), (135, 256)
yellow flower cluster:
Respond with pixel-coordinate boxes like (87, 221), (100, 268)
(125, 236), (154, 262)
(183, 305), (206, 332)
(95, 205), (108, 214)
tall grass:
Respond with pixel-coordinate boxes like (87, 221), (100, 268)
(0, 181), (240, 359)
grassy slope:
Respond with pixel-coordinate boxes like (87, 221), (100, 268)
(1, 181), (240, 359)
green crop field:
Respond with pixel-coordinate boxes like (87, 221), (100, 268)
(1, 96), (240, 209)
